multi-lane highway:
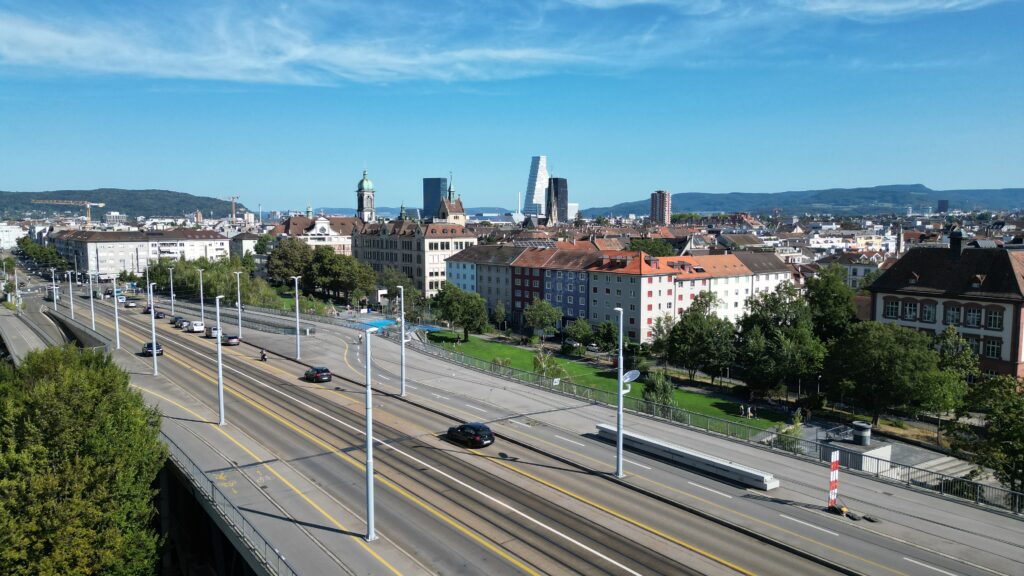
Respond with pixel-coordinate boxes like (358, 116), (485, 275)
(72, 292), (841, 576)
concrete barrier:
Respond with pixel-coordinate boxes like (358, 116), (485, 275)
(44, 308), (112, 352)
(596, 424), (780, 490)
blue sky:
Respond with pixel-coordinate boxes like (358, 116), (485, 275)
(1, 0), (1021, 212)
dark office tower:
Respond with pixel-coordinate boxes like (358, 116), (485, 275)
(423, 177), (448, 220)
(938, 199), (950, 214)
(546, 177), (568, 225)
(650, 190), (671, 226)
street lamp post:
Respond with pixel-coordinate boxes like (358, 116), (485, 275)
(13, 269), (19, 313)
(88, 271), (96, 331)
(398, 285), (406, 397)
(113, 280), (121, 349)
(611, 307), (639, 478)
(215, 295), (225, 426)
(291, 276), (301, 360)
(234, 271), (243, 339)
(364, 326), (379, 541)
(66, 272), (75, 320)
(168, 267), (175, 316)
(148, 282), (158, 376)
(197, 269), (205, 324)
(49, 268), (56, 310)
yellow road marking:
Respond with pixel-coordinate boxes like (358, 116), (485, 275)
(101, 311), (536, 576)
(93, 311), (403, 576)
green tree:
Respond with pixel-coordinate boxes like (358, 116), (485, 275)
(669, 293), (735, 382)
(930, 326), (977, 442)
(594, 215), (610, 226)
(492, 300), (506, 330)
(433, 283), (488, 341)
(0, 346), (166, 576)
(267, 237), (313, 284)
(523, 299), (561, 339)
(949, 375), (1024, 493)
(825, 321), (958, 425)
(573, 212), (585, 228)
(805, 264), (857, 345)
(858, 269), (884, 294)
(737, 284), (824, 399)
(594, 321), (618, 352)
(626, 238), (675, 257)
(670, 212), (701, 224)
(649, 314), (677, 364)
(377, 267), (416, 303)
(641, 370), (674, 418)
(253, 233), (274, 255)
(307, 246), (344, 296)
(563, 318), (593, 348)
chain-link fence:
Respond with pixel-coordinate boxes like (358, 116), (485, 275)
(221, 303), (1024, 515)
(162, 432), (300, 576)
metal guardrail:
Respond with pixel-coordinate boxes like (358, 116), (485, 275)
(161, 431), (300, 576)
(229, 303), (1024, 515)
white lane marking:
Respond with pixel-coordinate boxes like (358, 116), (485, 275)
(159, 336), (644, 576)
(377, 374), (391, 381)
(904, 558), (960, 576)
(464, 403), (488, 413)
(509, 420), (531, 427)
(431, 393), (450, 400)
(624, 459), (651, 470)
(407, 385), (418, 390)
(779, 514), (838, 536)
(555, 435), (585, 447)
(687, 481), (733, 499)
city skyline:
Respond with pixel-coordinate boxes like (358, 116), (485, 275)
(1, 1), (1021, 210)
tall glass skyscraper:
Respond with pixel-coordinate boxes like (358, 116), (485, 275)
(422, 177), (448, 220)
(522, 156), (549, 216)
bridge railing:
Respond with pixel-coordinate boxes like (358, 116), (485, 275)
(162, 432), (300, 576)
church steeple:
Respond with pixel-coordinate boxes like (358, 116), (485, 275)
(356, 169), (376, 222)
(447, 171), (455, 202)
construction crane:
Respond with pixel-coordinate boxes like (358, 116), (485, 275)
(223, 196), (240, 221)
(31, 199), (107, 229)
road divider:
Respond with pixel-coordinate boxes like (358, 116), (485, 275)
(596, 424), (780, 491)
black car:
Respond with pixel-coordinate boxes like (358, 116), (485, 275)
(141, 342), (164, 356)
(304, 367), (332, 383)
(447, 423), (494, 448)
(155, 311), (166, 319)
(170, 315), (184, 325)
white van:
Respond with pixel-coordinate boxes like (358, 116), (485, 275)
(205, 326), (221, 338)
(189, 321), (206, 333)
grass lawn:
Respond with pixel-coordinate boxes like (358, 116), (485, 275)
(428, 331), (782, 428)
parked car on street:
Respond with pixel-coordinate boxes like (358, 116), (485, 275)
(205, 326), (221, 339)
(221, 334), (241, 346)
(175, 318), (190, 329)
(155, 311), (166, 319)
(189, 321), (205, 333)
(141, 342), (164, 356)
(446, 423), (494, 448)
(125, 301), (138, 308)
(170, 316), (184, 325)
(303, 367), (332, 383)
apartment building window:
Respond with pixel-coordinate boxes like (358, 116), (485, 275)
(967, 337), (981, 355)
(556, 294), (562, 303)
(902, 302), (918, 321)
(986, 309), (1004, 330)
(567, 296), (574, 305)
(579, 285), (585, 293)
(593, 287), (598, 293)
(965, 307), (982, 328)
(532, 280), (539, 288)
(647, 290), (653, 297)
(984, 339), (1001, 359)
(515, 289), (522, 297)
(545, 270), (551, 277)
(616, 289), (621, 296)
(921, 303), (936, 323)
(944, 305), (962, 325)
(557, 270), (563, 277)
(647, 304), (652, 311)
(629, 317), (635, 324)
(629, 304), (635, 311)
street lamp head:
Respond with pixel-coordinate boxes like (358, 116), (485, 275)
(365, 326), (378, 335)
(215, 295), (224, 301)
(614, 306), (623, 313)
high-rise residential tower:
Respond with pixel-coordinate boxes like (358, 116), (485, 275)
(546, 177), (568, 225)
(356, 170), (376, 222)
(422, 177), (448, 220)
(650, 190), (671, 226)
(522, 156), (549, 216)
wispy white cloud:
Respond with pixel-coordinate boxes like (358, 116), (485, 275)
(0, 0), (1011, 85)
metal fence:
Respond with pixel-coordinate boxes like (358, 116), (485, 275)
(162, 432), (300, 576)
(225, 304), (1024, 515)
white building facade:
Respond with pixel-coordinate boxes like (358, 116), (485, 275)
(51, 229), (229, 278)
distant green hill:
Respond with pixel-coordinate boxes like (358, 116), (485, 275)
(581, 184), (1024, 217)
(0, 189), (247, 220)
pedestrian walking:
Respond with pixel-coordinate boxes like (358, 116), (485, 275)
(739, 404), (745, 417)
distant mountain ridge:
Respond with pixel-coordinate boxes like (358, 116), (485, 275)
(0, 188), (245, 219)
(581, 184), (1024, 217)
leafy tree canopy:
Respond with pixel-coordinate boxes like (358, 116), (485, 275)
(433, 282), (488, 341)
(266, 237), (313, 284)
(805, 264), (857, 345)
(950, 375), (1024, 493)
(523, 299), (562, 337)
(0, 346), (166, 576)
(626, 238), (675, 257)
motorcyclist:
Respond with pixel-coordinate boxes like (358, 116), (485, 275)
(260, 349), (267, 362)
